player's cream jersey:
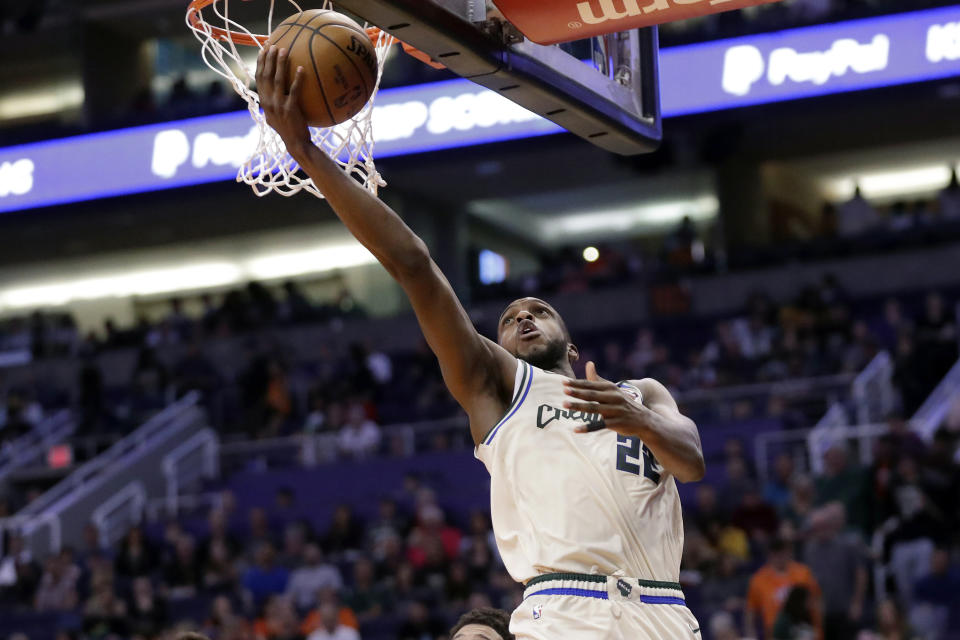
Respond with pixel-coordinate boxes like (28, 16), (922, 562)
(475, 360), (685, 584)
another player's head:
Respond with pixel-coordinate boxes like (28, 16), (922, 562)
(497, 297), (578, 371)
(450, 607), (514, 640)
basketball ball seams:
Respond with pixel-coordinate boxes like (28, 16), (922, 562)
(318, 23), (380, 78)
(311, 28), (373, 100)
(306, 30), (337, 126)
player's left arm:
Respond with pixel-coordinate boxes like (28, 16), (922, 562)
(563, 362), (706, 483)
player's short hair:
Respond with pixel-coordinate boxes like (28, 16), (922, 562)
(450, 607), (514, 639)
(174, 633), (211, 640)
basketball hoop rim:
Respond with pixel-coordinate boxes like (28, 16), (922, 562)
(186, 0), (444, 68)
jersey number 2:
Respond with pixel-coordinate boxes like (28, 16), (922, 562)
(616, 436), (661, 484)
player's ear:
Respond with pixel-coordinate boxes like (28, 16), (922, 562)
(567, 343), (579, 365)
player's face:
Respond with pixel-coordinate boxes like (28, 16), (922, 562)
(452, 624), (502, 640)
(497, 297), (572, 370)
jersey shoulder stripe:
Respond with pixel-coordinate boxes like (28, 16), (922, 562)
(483, 361), (533, 445)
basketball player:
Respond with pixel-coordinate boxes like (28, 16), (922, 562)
(451, 608), (515, 640)
(257, 45), (705, 639)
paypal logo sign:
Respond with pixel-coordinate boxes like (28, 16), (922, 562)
(661, 4), (960, 116)
(721, 35), (890, 97)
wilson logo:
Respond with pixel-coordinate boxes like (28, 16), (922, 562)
(575, 0), (738, 25)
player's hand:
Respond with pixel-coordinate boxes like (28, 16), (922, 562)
(256, 45), (311, 152)
(562, 362), (653, 436)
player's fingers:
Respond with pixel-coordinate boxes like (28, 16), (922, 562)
(562, 400), (623, 418)
(562, 386), (622, 403)
(574, 420), (610, 434)
(585, 361), (610, 383)
(563, 379), (615, 391)
(286, 66), (304, 105)
(255, 46), (266, 86)
(275, 48), (289, 96)
(262, 45), (277, 92)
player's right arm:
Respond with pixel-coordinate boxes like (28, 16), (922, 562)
(256, 47), (515, 442)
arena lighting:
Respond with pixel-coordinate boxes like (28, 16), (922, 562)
(244, 245), (378, 280)
(582, 246), (600, 262)
(0, 243), (377, 311)
(550, 195), (718, 239)
(824, 165), (955, 201)
(0, 82), (83, 120)
(0, 263), (242, 309)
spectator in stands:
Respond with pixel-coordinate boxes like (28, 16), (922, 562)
(836, 186), (881, 237)
(887, 201), (914, 233)
(731, 484), (779, 542)
(342, 557), (386, 621)
(886, 456), (943, 608)
(843, 321), (879, 373)
(700, 553), (749, 617)
(745, 537), (822, 640)
(127, 575), (169, 638)
(719, 456), (755, 515)
(803, 503), (867, 640)
(873, 298), (907, 353)
(368, 498), (410, 551)
(262, 360), (293, 438)
(893, 333), (926, 416)
(938, 169), (960, 220)
(300, 588), (358, 636)
(321, 505), (364, 558)
(708, 611), (742, 640)
(245, 508), (276, 558)
(285, 543), (343, 612)
(202, 537), (240, 595)
(337, 403), (381, 458)
(303, 395), (327, 434)
(174, 342), (221, 398)
(164, 534), (202, 598)
(205, 594), (253, 640)
(914, 292), (958, 395)
(920, 429), (960, 532)
(305, 601), (358, 640)
(277, 281), (314, 324)
(909, 546), (960, 640)
(772, 586), (817, 640)
(859, 598), (918, 640)
(885, 414), (925, 461)
(764, 453), (795, 513)
(82, 570), (128, 639)
(407, 504), (463, 567)
(814, 443), (866, 533)
(114, 526), (158, 579)
(242, 543), (290, 610)
(278, 522), (309, 569)
(398, 600), (446, 640)
(449, 607), (514, 640)
(203, 508), (241, 566)
(33, 548), (80, 611)
(254, 594), (304, 640)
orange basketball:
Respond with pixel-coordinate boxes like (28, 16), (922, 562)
(264, 10), (378, 128)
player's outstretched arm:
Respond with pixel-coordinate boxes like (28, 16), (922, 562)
(562, 363), (705, 483)
(257, 47), (514, 440)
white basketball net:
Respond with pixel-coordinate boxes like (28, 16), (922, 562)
(186, 0), (394, 198)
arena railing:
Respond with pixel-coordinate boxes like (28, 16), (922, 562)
(0, 409), (74, 486)
(676, 372), (855, 422)
(0, 392), (212, 556)
(911, 356), (960, 442)
(751, 351), (893, 480)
